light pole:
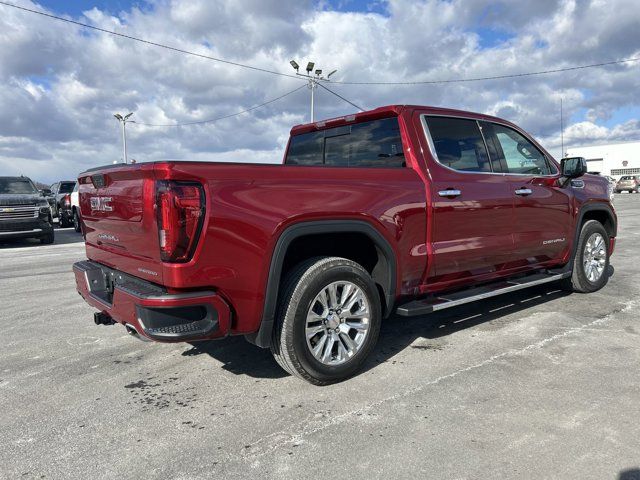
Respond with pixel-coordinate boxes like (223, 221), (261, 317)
(289, 60), (337, 122)
(113, 112), (133, 163)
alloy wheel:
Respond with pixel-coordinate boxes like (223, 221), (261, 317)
(305, 281), (370, 366)
(583, 232), (606, 282)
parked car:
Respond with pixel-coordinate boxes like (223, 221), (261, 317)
(615, 175), (640, 193)
(70, 181), (82, 232)
(72, 105), (616, 384)
(0, 176), (54, 244)
(49, 180), (76, 226)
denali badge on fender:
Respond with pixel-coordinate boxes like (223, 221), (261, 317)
(90, 196), (113, 212)
(542, 238), (566, 245)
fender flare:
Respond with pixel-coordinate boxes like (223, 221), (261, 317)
(247, 220), (397, 348)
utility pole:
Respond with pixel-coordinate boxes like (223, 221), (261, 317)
(560, 98), (564, 157)
(113, 112), (133, 163)
(289, 60), (337, 122)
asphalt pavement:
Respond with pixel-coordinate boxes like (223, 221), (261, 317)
(1, 195), (639, 479)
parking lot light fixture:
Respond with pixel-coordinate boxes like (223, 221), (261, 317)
(289, 61), (337, 123)
(113, 112), (133, 164)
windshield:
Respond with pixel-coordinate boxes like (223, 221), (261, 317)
(0, 178), (38, 194)
(59, 182), (75, 194)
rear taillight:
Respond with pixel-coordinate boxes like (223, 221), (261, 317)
(63, 194), (71, 206)
(155, 181), (205, 263)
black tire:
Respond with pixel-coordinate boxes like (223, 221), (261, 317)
(560, 220), (609, 293)
(59, 215), (70, 228)
(73, 209), (81, 232)
(40, 229), (55, 245)
(271, 257), (381, 385)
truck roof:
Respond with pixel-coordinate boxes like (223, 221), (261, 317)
(290, 104), (517, 136)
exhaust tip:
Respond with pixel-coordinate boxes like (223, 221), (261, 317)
(125, 324), (138, 336)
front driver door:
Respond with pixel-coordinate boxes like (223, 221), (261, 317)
(482, 121), (572, 267)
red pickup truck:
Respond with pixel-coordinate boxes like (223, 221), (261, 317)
(73, 105), (616, 384)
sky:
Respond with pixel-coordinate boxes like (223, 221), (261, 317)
(0, 0), (639, 184)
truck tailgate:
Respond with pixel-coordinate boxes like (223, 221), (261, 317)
(79, 164), (164, 283)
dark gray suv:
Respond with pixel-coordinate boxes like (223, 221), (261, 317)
(0, 176), (54, 244)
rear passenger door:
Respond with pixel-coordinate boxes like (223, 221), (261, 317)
(481, 122), (572, 267)
(421, 115), (515, 287)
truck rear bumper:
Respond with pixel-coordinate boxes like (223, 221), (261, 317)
(73, 260), (231, 342)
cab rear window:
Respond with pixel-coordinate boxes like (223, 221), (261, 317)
(285, 117), (405, 168)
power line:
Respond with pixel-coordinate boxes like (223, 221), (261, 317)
(0, 1), (301, 81)
(2, 0), (638, 87)
(316, 82), (365, 112)
(329, 56), (640, 85)
(132, 84), (306, 127)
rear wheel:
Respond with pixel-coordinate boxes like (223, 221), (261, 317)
(560, 220), (609, 293)
(271, 257), (381, 385)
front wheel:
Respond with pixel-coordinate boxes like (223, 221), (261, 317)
(271, 257), (381, 385)
(40, 229), (55, 245)
(560, 220), (609, 293)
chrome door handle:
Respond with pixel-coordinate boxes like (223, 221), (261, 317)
(438, 189), (461, 197)
(514, 188), (533, 196)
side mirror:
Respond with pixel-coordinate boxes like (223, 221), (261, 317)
(41, 188), (52, 196)
(561, 157), (587, 179)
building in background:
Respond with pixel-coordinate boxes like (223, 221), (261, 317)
(566, 141), (640, 179)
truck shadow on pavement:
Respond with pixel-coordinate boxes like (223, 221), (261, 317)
(183, 282), (579, 381)
(361, 284), (573, 375)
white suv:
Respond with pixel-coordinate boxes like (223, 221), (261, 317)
(70, 182), (82, 232)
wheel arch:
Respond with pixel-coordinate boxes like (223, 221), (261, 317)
(248, 219), (398, 348)
(577, 203), (617, 238)
(568, 203), (617, 265)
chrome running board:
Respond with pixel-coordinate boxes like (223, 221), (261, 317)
(396, 271), (571, 317)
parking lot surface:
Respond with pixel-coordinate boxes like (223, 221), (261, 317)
(1, 195), (639, 479)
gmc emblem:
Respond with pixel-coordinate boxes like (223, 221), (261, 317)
(90, 196), (113, 212)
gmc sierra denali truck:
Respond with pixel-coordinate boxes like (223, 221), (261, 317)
(73, 105), (616, 385)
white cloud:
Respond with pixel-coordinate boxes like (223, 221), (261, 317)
(0, 0), (638, 182)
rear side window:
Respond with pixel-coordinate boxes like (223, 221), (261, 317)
(489, 124), (554, 175)
(425, 117), (491, 172)
(59, 182), (75, 194)
(285, 117), (405, 168)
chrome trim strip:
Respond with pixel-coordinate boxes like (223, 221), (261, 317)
(116, 285), (216, 301)
(438, 189), (462, 197)
(0, 228), (43, 236)
(419, 113), (559, 178)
